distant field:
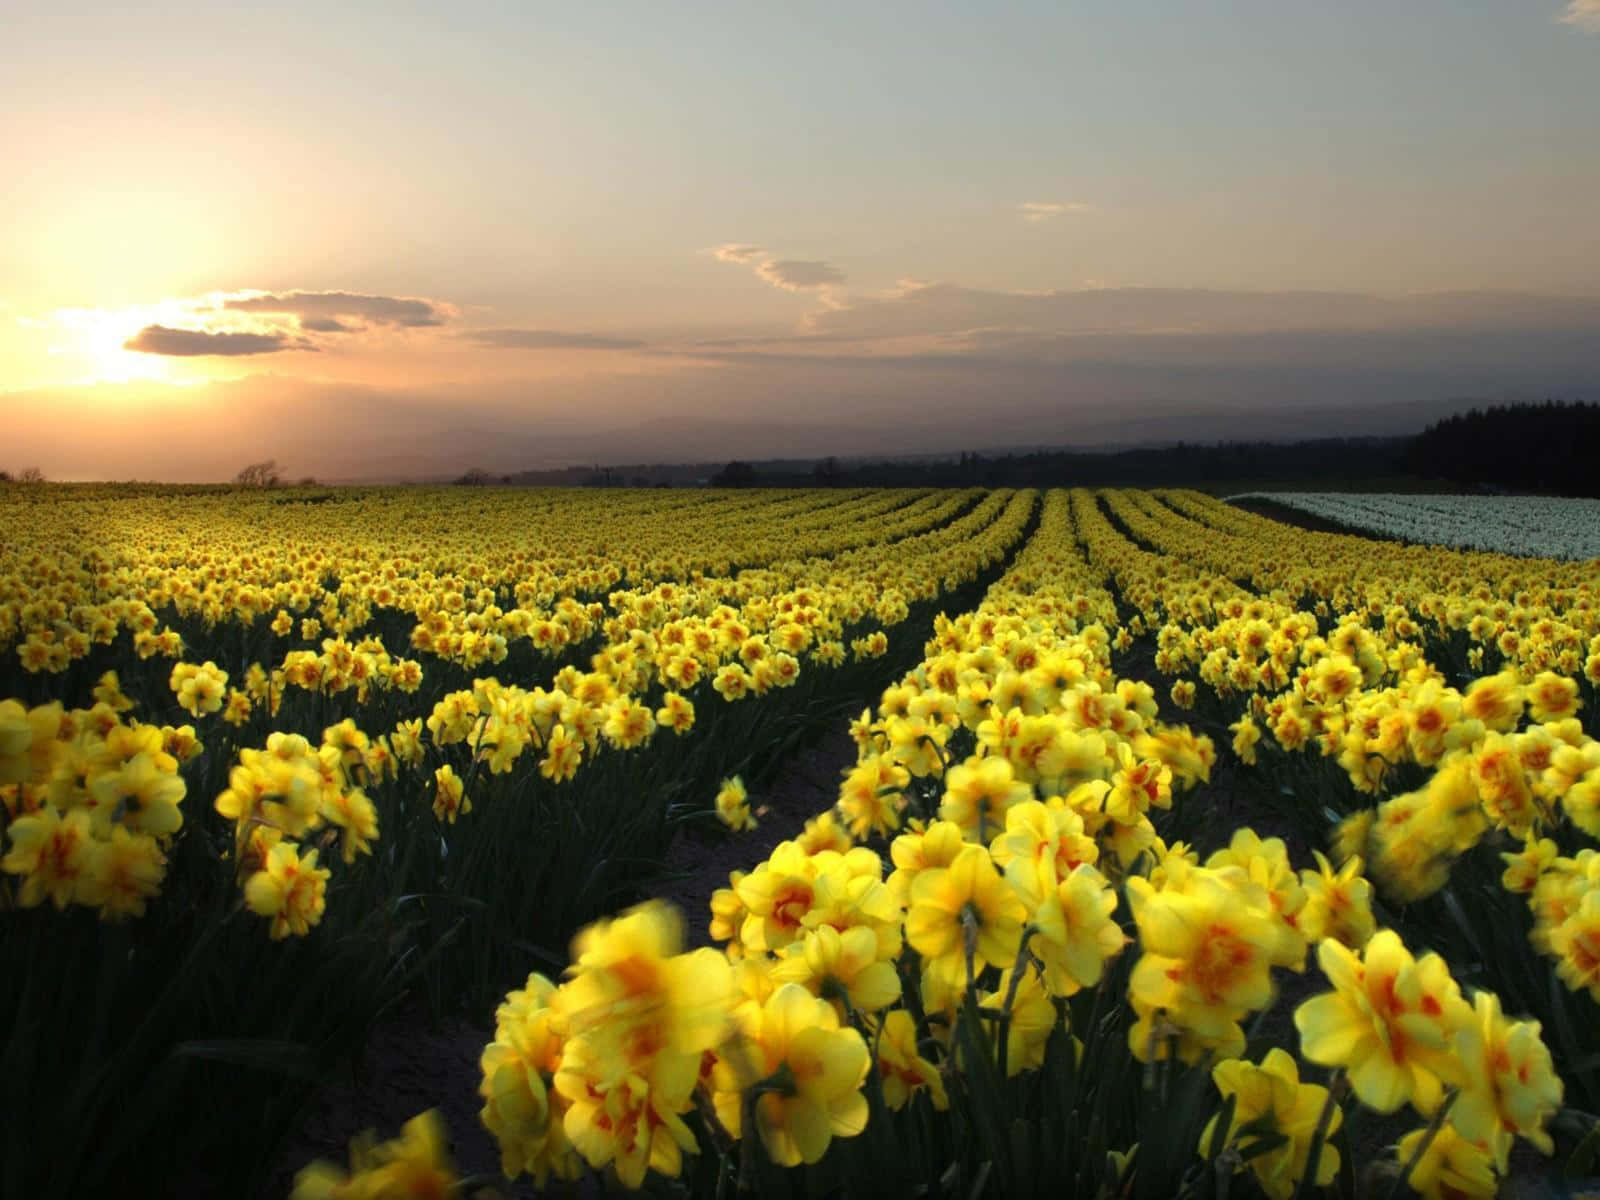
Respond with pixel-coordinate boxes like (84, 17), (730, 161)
(6, 483), (1600, 1197)
(1231, 490), (1600, 560)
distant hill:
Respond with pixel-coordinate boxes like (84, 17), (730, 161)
(420, 398), (1596, 495)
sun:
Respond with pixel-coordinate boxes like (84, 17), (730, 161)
(42, 295), (252, 387)
(25, 292), (312, 389)
(46, 305), (175, 385)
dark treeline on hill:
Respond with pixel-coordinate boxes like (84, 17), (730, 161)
(1406, 400), (1600, 498)
(475, 441), (1417, 491)
(457, 398), (1594, 495)
(709, 438), (1416, 490)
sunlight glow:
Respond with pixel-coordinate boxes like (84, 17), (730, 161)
(45, 306), (172, 385)
(31, 293), (292, 387)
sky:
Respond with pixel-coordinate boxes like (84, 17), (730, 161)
(3, 0), (1598, 480)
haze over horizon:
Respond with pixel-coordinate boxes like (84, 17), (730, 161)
(5, 1), (1599, 482)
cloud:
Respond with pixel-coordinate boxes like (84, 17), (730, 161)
(223, 290), (448, 327)
(300, 316), (355, 333)
(711, 243), (847, 299)
(123, 324), (306, 356)
(1019, 201), (1092, 223)
(464, 328), (646, 350)
(753, 259), (846, 291)
(804, 282), (1600, 341)
(672, 326), (1600, 378)
(1559, 0), (1600, 31)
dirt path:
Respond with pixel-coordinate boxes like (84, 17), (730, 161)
(263, 1018), (539, 1199)
(1227, 495), (1400, 545)
(655, 726), (857, 949)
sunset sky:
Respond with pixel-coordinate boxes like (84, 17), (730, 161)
(5, 0), (1599, 481)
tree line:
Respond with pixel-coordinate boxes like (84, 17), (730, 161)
(702, 400), (1596, 494)
(1404, 400), (1600, 498)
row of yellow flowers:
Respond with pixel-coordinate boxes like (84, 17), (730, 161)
(0, 489), (1033, 938)
(2, 487), (975, 672)
(1071, 489), (1600, 1014)
(298, 488), (1586, 1198)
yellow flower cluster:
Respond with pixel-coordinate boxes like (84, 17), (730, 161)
(1296, 929), (1562, 1181)
(291, 1109), (459, 1199)
(1199, 1048), (1342, 1200)
(3, 487), (1043, 934)
(214, 722), (385, 937)
(1513, 842), (1600, 1005)
(3, 481), (1590, 1198)
(714, 776), (756, 831)
(472, 489), (1223, 1188)
(1, 488), (1028, 698)
(1, 696), (193, 920)
(1072, 487), (1600, 1009)
(462, 487), (1581, 1196)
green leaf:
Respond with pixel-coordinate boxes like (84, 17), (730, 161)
(1009, 1118), (1035, 1196)
(1233, 1111), (1280, 1141)
(509, 938), (567, 967)
(1205, 1093), (1238, 1162)
(1439, 888), (1485, 963)
(1237, 1131), (1291, 1163)
(1549, 967), (1585, 1068)
(169, 1038), (320, 1081)
(1568, 1119), (1600, 1178)
(1565, 1053), (1600, 1078)
(956, 990), (1012, 1184)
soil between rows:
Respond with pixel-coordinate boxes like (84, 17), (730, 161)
(1227, 496), (1404, 545)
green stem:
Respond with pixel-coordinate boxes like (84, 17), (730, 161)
(961, 904), (979, 1000)
(736, 1085), (764, 1195)
(1215, 1148), (1239, 1200)
(994, 926), (1037, 1081)
(1292, 1068), (1345, 1200)
(695, 1087), (737, 1155)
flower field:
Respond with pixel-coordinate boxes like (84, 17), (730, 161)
(1231, 491), (1600, 561)
(4, 483), (1600, 1198)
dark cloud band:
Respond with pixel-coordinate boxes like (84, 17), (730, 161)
(224, 290), (445, 327)
(464, 328), (645, 350)
(123, 325), (305, 356)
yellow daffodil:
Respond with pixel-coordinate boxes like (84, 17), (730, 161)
(712, 983), (870, 1168)
(906, 844), (1026, 1002)
(715, 776), (756, 832)
(1199, 1048), (1341, 1200)
(244, 840), (330, 939)
(1294, 930), (1470, 1115)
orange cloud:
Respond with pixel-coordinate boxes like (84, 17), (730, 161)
(463, 328), (645, 350)
(1559, 0), (1600, 32)
(221, 289), (449, 327)
(753, 259), (845, 291)
(1019, 201), (1092, 223)
(712, 243), (848, 308)
(123, 324), (309, 356)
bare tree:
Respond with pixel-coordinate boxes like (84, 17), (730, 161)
(16, 466), (45, 483)
(235, 460), (282, 487)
